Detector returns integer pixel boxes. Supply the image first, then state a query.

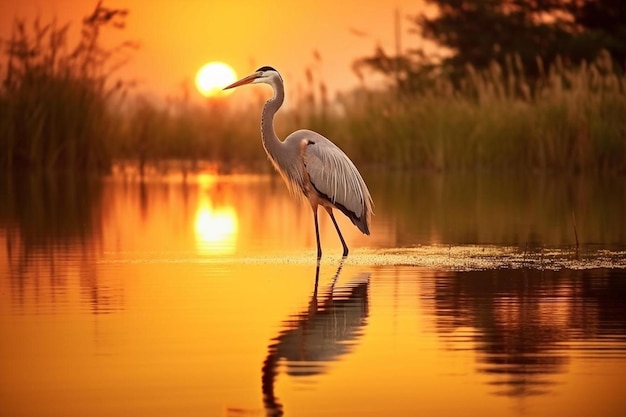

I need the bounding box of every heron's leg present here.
[308,261,320,315]
[313,208,322,259]
[325,207,349,257]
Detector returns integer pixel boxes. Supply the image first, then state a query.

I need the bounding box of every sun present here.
[195,62,237,97]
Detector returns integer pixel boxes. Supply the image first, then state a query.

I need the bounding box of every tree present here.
[417,0,576,76]
[568,0,626,66]
[356,0,625,90]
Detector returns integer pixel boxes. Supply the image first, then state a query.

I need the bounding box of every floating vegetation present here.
[96,245,626,271]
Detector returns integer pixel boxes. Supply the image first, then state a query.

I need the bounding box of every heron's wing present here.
[295,130,373,234]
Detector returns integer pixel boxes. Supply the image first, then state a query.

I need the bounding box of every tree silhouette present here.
[357,0,625,90]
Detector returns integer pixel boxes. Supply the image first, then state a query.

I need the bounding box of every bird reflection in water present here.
[261,261,370,416]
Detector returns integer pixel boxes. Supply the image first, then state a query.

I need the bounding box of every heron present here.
[224,66,373,259]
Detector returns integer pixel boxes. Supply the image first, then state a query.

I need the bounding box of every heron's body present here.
[265,128,371,235]
[225,66,373,258]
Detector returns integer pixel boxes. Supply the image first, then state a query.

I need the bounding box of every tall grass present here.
[113,93,269,175]
[1,6,624,174]
[331,51,626,173]
[135,51,623,174]
[0,2,132,173]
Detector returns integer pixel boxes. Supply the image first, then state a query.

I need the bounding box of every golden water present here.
[1,172,625,416]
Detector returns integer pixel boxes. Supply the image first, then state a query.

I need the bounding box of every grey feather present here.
[291,130,373,234]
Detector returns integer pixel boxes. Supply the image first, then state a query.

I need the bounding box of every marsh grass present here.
[115,95,269,175]
[0,3,132,173]
[332,52,626,173]
[1,7,624,174]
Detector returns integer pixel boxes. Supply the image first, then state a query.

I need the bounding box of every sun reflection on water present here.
[194,199,238,255]
[194,173,238,255]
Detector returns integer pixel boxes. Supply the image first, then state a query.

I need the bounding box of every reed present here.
[112,53,625,174]
[113,94,268,175]
[2,7,624,174]
[0,3,132,173]
[331,52,626,173]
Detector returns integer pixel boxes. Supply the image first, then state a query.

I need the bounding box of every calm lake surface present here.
[1,170,625,417]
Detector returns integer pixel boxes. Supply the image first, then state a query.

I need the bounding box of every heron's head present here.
[223,66,282,90]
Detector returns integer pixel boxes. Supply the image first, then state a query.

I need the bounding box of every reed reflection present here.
[0,174,120,314]
[369,172,626,247]
[262,262,370,416]
[429,268,626,397]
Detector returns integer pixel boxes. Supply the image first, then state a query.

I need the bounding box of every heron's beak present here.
[223,72,260,90]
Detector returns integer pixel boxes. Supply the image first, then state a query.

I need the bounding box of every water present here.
[1,171,625,417]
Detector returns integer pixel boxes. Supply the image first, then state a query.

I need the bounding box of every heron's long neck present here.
[260,81,285,161]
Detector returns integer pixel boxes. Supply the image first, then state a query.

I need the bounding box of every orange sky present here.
[1,0,427,102]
